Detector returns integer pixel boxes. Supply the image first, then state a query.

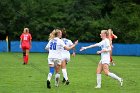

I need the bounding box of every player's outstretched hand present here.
[80,47,86,51]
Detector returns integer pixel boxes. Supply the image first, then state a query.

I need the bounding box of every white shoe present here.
[95,85,101,88]
[119,78,123,86]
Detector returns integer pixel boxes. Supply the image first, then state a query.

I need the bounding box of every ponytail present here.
[48,29,61,40]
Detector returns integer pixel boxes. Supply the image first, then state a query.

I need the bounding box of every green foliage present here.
[0,0,140,43]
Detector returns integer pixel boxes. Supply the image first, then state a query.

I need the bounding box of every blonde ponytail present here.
[48,29,61,40]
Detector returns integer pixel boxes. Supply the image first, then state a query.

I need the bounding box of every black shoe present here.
[23,63,26,65]
[62,77,66,83]
[65,80,70,85]
[47,80,51,89]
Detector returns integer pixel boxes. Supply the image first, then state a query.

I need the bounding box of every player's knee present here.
[49,67,54,75]
[103,69,109,75]
[61,63,66,69]
[96,69,101,74]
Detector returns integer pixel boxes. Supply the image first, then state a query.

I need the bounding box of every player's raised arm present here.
[64,40,78,51]
[112,33,118,39]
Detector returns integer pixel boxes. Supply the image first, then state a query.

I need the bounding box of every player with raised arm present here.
[61,29,76,85]
[108,29,118,66]
[80,30,123,88]
[20,28,32,65]
[45,29,78,89]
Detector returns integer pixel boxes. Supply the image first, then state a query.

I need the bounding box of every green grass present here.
[0,53,140,93]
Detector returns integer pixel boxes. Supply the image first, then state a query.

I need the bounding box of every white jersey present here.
[96,38,111,64]
[61,38,73,62]
[62,38,73,54]
[45,37,66,59]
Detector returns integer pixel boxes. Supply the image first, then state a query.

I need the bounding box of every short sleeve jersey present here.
[96,38,111,61]
[45,37,66,59]
[61,38,73,54]
[20,33,32,46]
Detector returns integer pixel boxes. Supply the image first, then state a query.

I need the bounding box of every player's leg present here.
[25,49,29,64]
[22,46,26,64]
[103,64,123,86]
[110,48,115,66]
[95,62,102,88]
[54,60,61,87]
[61,59,69,85]
[22,49,26,64]
[55,65,60,87]
[61,60,67,82]
[47,59,55,89]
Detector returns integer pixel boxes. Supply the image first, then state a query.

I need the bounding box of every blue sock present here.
[50,67,54,75]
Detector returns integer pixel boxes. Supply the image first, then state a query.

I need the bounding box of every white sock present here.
[47,73,52,81]
[55,73,60,86]
[108,72,121,81]
[62,69,68,80]
[97,74,101,86]
[55,73,60,79]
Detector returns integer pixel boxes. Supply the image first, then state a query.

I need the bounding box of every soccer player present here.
[45,29,78,89]
[80,30,123,88]
[20,28,32,64]
[108,29,118,66]
[61,29,76,85]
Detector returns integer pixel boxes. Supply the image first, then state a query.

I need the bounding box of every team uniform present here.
[96,38,111,64]
[61,38,73,63]
[95,38,123,88]
[80,32,123,88]
[61,38,73,84]
[46,37,67,88]
[45,37,66,65]
[20,33,32,50]
[20,33,32,64]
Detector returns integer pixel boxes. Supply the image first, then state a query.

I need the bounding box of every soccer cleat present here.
[47,80,51,89]
[120,78,123,86]
[65,80,70,85]
[62,77,66,83]
[55,77,59,87]
[95,85,101,88]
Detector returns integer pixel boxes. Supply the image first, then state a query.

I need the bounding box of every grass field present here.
[0,53,140,93]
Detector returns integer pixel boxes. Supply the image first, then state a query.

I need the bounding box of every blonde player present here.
[80,30,123,88]
[20,28,32,64]
[108,29,117,66]
[61,29,75,85]
[45,29,78,89]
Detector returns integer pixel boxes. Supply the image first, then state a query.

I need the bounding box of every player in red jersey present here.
[20,28,32,64]
[108,29,117,66]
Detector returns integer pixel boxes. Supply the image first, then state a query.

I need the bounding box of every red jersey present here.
[20,33,32,49]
